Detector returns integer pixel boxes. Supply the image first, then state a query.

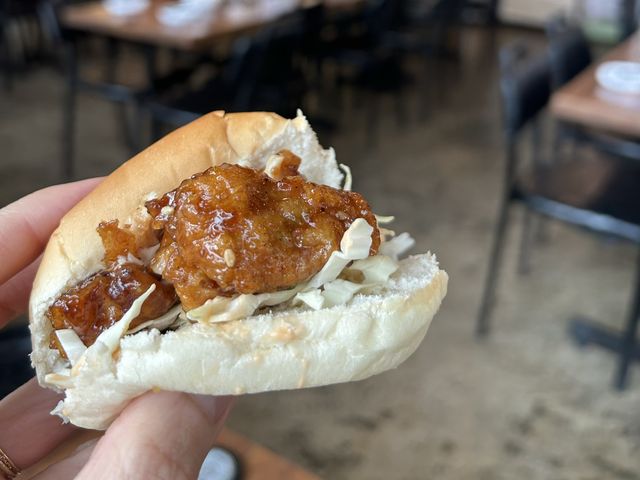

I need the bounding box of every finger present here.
[76,392,234,480]
[33,438,99,480]
[0,178,102,285]
[0,255,40,327]
[0,378,78,471]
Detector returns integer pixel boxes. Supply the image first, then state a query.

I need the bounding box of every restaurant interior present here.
[1,0,639,479]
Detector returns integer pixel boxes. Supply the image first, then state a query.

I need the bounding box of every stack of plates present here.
[103,0,150,17]
[156,0,223,27]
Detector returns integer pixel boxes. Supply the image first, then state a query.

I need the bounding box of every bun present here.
[29,111,447,430]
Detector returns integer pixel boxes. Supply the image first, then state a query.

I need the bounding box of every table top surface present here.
[61,0,361,51]
[21,428,320,480]
[550,31,640,138]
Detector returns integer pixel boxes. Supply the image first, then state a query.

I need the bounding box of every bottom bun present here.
[51,254,447,429]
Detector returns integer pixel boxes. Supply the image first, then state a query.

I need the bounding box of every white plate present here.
[103,0,149,17]
[595,61,640,95]
[156,0,222,27]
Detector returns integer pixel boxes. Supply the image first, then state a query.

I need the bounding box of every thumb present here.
[75,391,234,480]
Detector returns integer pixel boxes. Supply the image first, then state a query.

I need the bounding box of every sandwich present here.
[29,111,448,429]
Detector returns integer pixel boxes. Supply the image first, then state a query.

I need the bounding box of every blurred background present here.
[1,0,640,478]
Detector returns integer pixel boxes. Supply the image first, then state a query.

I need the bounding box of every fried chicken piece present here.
[97,220,140,264]
[146,159,379,310]
[47,263,177,347]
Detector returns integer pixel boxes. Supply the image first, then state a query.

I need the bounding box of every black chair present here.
[546,16,640,161]
[143,15,306,139]
[388,0,466,58]
[546,16,591,89]
[38,0,146,179]
[0,0,42,90]
[462,0,500,25]
[313,0,412,143]
[38,0,198,180]
[476,42,640,389]
[619,0,637,40]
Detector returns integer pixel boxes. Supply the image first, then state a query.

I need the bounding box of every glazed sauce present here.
[146,159,379,310]
[47,262,176,348]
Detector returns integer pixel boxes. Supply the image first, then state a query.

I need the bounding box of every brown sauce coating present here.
[146,159,379,310]
[267,150,302,180]
[47,263,177,348]
[97,220,140,264]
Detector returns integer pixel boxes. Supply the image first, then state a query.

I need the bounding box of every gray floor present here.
[2,27,639,479]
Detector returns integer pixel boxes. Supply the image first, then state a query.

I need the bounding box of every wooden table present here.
[550,31,640,138]
[21,428,320,479]
[61,0,362,51]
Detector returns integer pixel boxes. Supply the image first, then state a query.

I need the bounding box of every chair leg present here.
[517,208,533,275]
[62,46,78,181]
[150,117,163,143]
[394,89,408,129]
[614,250,640,390]
[1,22,13,92]
[476,200,512,337]
[365,91,379,148]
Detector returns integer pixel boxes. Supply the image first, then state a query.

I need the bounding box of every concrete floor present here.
[1,27,639,479]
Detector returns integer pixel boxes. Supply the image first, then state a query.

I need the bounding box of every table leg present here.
[143,44,158,90]
[615,250,640,389]
[568,316,640,390]
[137,44,159,148]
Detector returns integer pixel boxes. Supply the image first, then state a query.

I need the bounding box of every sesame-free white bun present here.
[29,111,447,430]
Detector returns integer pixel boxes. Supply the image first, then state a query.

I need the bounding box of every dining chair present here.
[387,0,465,58]
[317,0,413,144]
[546,16,640,162]
[38,0,198,180]
[0,0,42,90]
[38,0,137,180]
[143,14,307,140]
[619,0,638,40]
[476,42,640,389]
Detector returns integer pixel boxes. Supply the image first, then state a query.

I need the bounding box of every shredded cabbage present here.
[294,289,325,310]
[340,164,352,191]
[128,304,184,334]
[296,256,399,312]
[348,255,398,283]
[186,287,302,324]
[322,279,363,308]
[55,329,87,366]
[305,218,373,290]
[379,232,415,260]
[375,215,395,224]
[92,284,156,353]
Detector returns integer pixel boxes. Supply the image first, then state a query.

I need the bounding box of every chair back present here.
[225,13,304,111]
[499,43,551,141]
[619,0,638,40]
[362,0,403,42]
[38,0,73,47]
[545,16,591,89]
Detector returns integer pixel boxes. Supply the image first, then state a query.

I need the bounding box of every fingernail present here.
[189,395,235,424]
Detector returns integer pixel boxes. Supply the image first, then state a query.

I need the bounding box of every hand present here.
[0,180,233,479]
